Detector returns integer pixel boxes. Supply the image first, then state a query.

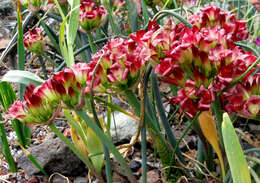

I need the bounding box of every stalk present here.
[87,33,96,53]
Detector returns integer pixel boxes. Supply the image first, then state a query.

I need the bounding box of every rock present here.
[73,177,88,183]
[248,124,260,135]
[129,160,141,172]
[173,129,197,151]
[50,174,70,183]
[138,170,161,183]
[0,1,14,17]
[109,112,139,143]
[16,133,87,177]
[111,96,128,110]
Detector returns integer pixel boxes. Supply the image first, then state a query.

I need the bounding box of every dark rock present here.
[174,130,197,151]
[0,1,14,17]
[248,124,260,135]
[73,177,88,183]
[129,160,141,172]
[16,133,87,177]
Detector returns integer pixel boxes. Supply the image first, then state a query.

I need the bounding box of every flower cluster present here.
[7,37,145,124]
[79,0,107,32]
[90,38,145,94]
[6,63,86,124]
[19,0,46,13]
[145,0,195,8]
[24,27,45,55]
[221,74,260,119]
[130,5,258,118]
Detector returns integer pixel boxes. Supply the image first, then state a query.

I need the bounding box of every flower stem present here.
[38,55,48,80]
[211,98,224,149]
[87,33,96,53]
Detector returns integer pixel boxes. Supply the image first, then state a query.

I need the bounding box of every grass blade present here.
[0,113,17,172]
[126,0,139,32]
[222,113,251,183]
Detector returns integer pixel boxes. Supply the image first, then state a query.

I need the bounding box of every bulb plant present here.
[0,0,260,183]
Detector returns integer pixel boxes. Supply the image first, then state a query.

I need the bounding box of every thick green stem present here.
[152,73,185,164]
[87,33,96,54]
[48,123,105,183]
[211,98,224,149]
[102,0,120,35]
[38,55,48,80]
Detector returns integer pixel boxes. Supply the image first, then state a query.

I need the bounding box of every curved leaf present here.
[1,70,44,86]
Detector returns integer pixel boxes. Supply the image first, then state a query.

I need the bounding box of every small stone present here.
[129,160,141,172]
[54,120,67,127]
[109,112,138,143]
[51,174,69,183]
[138,170,161,183]
[73,176,88,183]
[27,176,39,183]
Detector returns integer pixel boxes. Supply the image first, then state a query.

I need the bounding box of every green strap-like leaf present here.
[222,113,251,183]
[1,70,45,86]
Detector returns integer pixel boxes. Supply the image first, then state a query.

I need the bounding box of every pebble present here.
[129,160,141,172]
[50,174,69,183]
[73,176,88,183]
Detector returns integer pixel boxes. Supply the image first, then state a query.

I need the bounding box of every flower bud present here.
[24,27,45,55]
[79,0,107,32]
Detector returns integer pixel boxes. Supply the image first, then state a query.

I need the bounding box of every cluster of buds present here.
[24,27,45,55]
[188,5,249,41]
[130,5,258,118]
[79,0,107,32]
[5,84,58,125]
[19,0,46,13]
[6,62,88,124]
[221,74,260,119]
[6,37,145,123]
[90,38,145,94]
[144,0,195,8]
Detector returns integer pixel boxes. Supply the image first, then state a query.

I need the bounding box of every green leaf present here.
[75,109,136,183]
[126,0,138,32]
[0,113,17,172]
[64,110,104,174]
[66,0,80,67]
[59,15,70,67]
[222,113,251,183]
[1,70,45,86]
